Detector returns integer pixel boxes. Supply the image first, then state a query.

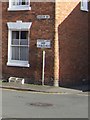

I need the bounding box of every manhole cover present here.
[27,102,53,107]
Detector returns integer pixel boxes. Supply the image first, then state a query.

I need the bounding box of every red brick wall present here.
[57,2,88,86]
[2,2,55,85]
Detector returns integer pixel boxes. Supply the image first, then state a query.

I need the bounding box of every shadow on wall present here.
[58,3,88,88]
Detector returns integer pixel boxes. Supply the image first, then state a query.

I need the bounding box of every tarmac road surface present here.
[2,89,88,118]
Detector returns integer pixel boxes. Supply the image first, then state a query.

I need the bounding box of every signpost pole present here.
[42,50,45,86]
[37,39,51,86]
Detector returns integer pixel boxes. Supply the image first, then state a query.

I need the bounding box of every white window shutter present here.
[81,0,88,11]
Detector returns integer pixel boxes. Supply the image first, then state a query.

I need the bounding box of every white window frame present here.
[8,0,31,11]
[7,21,32,67]
[81,0,88,11]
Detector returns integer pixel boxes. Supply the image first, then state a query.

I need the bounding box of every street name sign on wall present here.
[37,39,51,48]
[37,15,50,20]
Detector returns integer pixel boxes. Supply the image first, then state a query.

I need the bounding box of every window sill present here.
[8,6,31,11]
[80,8,88,12]
[7,62,30,67]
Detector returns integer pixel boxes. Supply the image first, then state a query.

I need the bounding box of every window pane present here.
[12,39,19,45]
[20,39,28,45]
[13,0,18,5]
[21,31,28,39]
[12,31,19,39]
[12,46,19,60]
[22,0,26,5]
[12,31,19,45]
[19,0,22,5]
[20,31,28,45]
[20,47,28,61]
[12,0,16,5]
[12,0,29,6]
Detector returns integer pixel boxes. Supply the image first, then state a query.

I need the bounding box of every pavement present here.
[0,82,89,95]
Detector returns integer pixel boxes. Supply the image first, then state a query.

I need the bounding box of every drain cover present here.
[27,102,53,107]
